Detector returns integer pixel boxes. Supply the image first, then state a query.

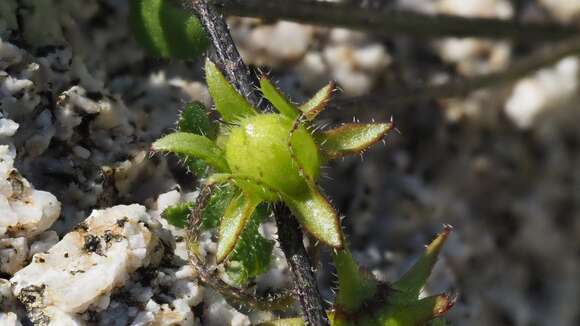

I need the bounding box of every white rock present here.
[0,39,22,70]
[204,289,250,326]
[249,21,313,65]
[0,145,61,239]
[0,237,28,275]
[0,312,21,326]
[156,190,181,212]
[539,0,580,22]
[434,0,513,76]
[0,118,19,137]
[323,39,391,96]
[28,231,59,257]
[505,57,579,129]
[0,278,18,311]
[11,204,164,317]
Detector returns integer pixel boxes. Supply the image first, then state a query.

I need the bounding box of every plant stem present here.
[212,0,578,41]
[187,1,329,324]
[336,35,580,110]
[274,204,330,326]
[187,0,261,108]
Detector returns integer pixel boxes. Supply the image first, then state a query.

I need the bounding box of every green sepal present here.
[285,184,343,248]
[392,226,452,303]
[334,249,378,313]
[299,82,334,120]
[226,204,274,284]
[152,132,229,172]
[376,294,454,326]
[259,77,300,119]
[205,173,281,202]
[129,0,209,59]
[205,59,257,122]
[216,191,263,262]
[317,122,394,160]
[161,202,193,228]
[178,101,217,139]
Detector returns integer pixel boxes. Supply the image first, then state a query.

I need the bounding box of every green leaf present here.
[299,82,334,120]
[129,0,209,59]
[216,192,263,262]
[176,102,217,176]
[226,204,274,284]
[161,202,193,228]
[317,122,394,160]
[392,226,452,302]
[376,294,454,326]
[205,59,257,122]
[284,184,343,248]
[152,132,229,172]
[178,102,216,138]
[334,249,378,313]
[201,185,236,230]
[259,77,300,119]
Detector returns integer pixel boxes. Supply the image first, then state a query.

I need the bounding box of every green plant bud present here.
[225,114,321,200]
[129,0,209,59]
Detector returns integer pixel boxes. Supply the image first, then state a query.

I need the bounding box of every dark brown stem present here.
[275,205,329,326]
[212,0,578,41]
[187,0,261,108]
[186,1,329,324]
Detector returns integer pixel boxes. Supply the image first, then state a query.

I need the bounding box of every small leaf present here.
[201,185,236,230]
[285,184,343,248]
[178,102,216,138]
[392,226,452,302]
[260,77,300,119]
[153,132,229,172]
[177,102,217,176]
[216,192,263,262]
[183,157,210,177]
[377,294,455,325]
[334,249,378,313]
[161,202,192,228]
[226,204,274,284]
[317,122,394,160]
[129,0,209,59]
[205,59,257,122]
[299,82,334,120]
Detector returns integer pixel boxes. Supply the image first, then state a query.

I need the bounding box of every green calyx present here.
[225,113,320,200]
[153,59,396,268]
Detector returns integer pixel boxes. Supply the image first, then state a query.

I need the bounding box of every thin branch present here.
[274,205,329,326]
[336,35,580,110]
[186,1,329,325]
[186,0,261,107]
[213,0,578,41]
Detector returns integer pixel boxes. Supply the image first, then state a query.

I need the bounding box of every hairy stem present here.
[186,1,329,324]
[336,35,580,109]
[187,0,261,107]
[274,204,329,326]
[212,0,578,41]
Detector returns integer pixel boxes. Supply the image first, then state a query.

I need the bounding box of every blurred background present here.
[2,0,580,325]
